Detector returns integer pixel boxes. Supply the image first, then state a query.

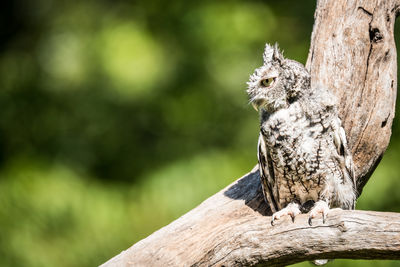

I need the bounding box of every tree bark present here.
[306,0,400,195]
[101,169,400,267]
[101,0,400,266]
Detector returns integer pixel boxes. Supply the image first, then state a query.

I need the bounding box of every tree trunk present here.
[306,0,399,195]
[101,0,400,266]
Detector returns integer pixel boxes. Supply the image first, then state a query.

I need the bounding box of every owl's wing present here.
[333,120,356,209]
[257,133,279,213]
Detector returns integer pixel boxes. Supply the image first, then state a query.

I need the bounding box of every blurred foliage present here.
[0,0,399,266]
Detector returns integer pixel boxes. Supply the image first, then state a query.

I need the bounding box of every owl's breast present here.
[261,104,330,206]
[262,104,310,152]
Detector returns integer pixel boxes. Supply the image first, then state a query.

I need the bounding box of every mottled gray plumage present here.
[247,44,356,226]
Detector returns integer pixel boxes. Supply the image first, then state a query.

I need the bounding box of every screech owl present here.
[247,43,356,226]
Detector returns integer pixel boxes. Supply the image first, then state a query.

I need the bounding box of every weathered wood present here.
[101,0,400,266]
[306,0,400,195]
[101,169,400,267]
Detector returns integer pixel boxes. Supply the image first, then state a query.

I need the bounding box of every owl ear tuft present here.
[263,43,274,64]
[273,43,284,62]
[263,43,284,65]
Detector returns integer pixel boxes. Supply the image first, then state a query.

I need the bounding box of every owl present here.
[247,43,356,226]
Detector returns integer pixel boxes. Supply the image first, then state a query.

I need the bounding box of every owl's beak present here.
[251,98,267,112]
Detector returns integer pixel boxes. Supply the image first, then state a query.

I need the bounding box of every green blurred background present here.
[0,0,399,266]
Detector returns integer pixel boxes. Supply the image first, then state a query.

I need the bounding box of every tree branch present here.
[101,0,400,265]
[101,168,400,267]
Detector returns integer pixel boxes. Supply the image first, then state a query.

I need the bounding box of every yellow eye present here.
[261,78,275,87]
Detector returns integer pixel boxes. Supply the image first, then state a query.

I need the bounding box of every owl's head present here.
[247,43,310,113]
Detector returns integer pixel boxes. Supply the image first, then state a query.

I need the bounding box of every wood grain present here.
[101,169,400,267]
[306,0,400,195]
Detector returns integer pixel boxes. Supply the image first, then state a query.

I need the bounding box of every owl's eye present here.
[261,78,275,87]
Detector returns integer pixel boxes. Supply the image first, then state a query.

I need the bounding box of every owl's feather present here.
[248,44,356,215]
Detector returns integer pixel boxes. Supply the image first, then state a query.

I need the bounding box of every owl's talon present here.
[290,213,296,223]
[308,217,313,226]
[270,203,300,226]
[308,200,330,226]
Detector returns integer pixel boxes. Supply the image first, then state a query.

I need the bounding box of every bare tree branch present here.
[101,169,400,267]
[101,0,400,265]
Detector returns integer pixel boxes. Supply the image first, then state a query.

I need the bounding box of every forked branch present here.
[101,0,400,265]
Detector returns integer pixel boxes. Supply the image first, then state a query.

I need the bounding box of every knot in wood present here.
[369,27,383,43]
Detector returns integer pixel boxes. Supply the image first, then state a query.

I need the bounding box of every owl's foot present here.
[308,200,330,226]
[271,203,300,226]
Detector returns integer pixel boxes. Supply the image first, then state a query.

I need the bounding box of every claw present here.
[271,203,300,226]
[290,213,296,223]
[308,200,330,226]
